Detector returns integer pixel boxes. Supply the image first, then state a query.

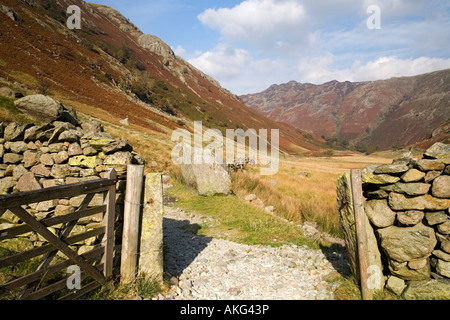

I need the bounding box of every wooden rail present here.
[0,168,117,300]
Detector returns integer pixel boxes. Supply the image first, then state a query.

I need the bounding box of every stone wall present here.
[0,118,144,261]
[360,142,450,298]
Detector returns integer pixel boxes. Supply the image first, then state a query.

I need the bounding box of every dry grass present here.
[232,154,393,238]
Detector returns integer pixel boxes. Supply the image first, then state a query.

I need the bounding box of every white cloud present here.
[188,43,286,94]
[198,0,309,49]
[172,45,186,57]
[189,44,253,79]
[297,55,450,84]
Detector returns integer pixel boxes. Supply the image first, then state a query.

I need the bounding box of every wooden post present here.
[120,165,144,284]
[138,173,164,284]
[351,169,373,300]
[102,168,117,280]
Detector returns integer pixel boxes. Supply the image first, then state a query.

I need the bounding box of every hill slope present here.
[240,70,450,151]
[0,0,321,157]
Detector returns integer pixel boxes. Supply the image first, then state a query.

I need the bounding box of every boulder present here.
[50,164,71,179]
[0,176,14,194]
[389,260,431,280]
[385,276,407,296]
[103,151,133,174]
[16,172,42,192]
[424,170,441,183]
[432,175,450,199]
[417,159,445,171]
[81,121,103,134]
[381,182,430,196]
[403,279,450,300]
[180,160,231,196]
[388,192,450,211]
[364,199,396,228]
[362,173,400,185]
[437,233,450,254]
[58,129,82,143]
[401,169,426,182]
[424,142,450,164]
[396,211,424,226]
[437,221,450,235]
[376,223,437,263]
[102,139,132,154]
[374,164,409,174]
[68,142,83,156]
[68,155,97,169]
[425,211,448,226]
[3,153,23,164]
[5,141,28,154]
[14,94,64,122]
[4,122,30,141]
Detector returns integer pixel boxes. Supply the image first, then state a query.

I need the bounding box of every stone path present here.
[158,206,350,300]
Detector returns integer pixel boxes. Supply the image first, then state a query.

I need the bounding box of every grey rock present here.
[16,172,41,192]
[58,129,82,143]
[436,259,450,279]
[432,175,450,199]
[376,223,437,263]
[6,141,28,154]
[401,169,426,182]
[386,276,407,295]
[381,182,430,196]
[396,211,424,226]
[403,279,450,300]
[0,177,14,194]
[4,122,30,141]
[374,164,409,174]
[180,160,232,196]
[14,94,64,122]
[364,199,396,228]
[3,153,23,164]
[102,139,132,154]
[425,211,448,226]
[417,159,445,171]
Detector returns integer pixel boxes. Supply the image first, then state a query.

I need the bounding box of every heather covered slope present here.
[0,0,321,155]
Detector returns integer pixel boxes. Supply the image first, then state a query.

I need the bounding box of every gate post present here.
[138,173,164,284]
[120,165,144,283]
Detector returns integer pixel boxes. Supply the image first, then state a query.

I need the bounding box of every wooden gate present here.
[0,168,117,300]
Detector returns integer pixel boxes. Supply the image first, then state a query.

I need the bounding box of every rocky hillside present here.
[0,0,321,157]
[240,69,450,151]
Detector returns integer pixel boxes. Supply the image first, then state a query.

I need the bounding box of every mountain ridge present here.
[240,69,450,151]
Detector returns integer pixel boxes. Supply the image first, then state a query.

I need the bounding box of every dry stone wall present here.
[0,117,145,260]
[360,142,450,298]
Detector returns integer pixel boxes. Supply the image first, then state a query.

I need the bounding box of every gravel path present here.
[159,206,350,300]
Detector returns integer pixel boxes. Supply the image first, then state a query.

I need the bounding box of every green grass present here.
[80,276,162,300]
[167,181,321,249]
[0,95,34,124]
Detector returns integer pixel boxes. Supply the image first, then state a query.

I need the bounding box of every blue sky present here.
[92,0,450,95]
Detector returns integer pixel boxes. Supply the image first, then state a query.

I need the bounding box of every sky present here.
[92,0,450,95]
